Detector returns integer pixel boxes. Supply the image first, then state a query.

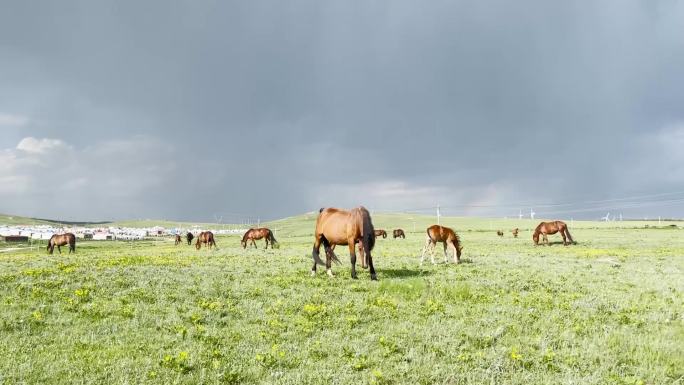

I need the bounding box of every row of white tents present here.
[1,225,249,241]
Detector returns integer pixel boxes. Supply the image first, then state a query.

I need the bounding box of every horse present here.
[393,229,405,239]
[47,233,76,255]
[512,228,519,238]
[497,230,504,237]
[186,232,194,246]
[241,228,278,249]
[420,225,462,265]
[374,229,387,239]
[533,221,574,246]
[195,231,217,250]
[175,234,182,245]
[311,207,377,280]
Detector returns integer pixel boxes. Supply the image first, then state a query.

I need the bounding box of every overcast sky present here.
[1,1,683,222]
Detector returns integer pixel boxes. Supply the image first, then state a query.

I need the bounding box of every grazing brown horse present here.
[47,233,76,255]
[497,230,504,237]
[186,232,194,246]
[195,231,217,250]
[512,228,519,238]
[533,221,574,246]
[393,229,405,239]
[175,234,182,245]
[311,207,377,280]
[374,229,387,239]
[241,228,278,249]
[421,225,462,265]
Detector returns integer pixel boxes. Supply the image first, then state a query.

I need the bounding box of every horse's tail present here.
[320,236,341,264]
[356,207,375,252]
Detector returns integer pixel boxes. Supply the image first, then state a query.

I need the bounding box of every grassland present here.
[0,214,682,384]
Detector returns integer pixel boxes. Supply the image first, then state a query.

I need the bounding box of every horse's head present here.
[532,233,540,245]
[241,239,247,248]
[456,244,463,259]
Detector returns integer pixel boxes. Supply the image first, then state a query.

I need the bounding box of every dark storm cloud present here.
[1,1,683,221]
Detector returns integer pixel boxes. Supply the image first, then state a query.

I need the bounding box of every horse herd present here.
[44,207,575,282]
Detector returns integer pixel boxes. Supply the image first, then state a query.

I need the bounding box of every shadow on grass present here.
[380,268,433,278]
[538,241,579,246]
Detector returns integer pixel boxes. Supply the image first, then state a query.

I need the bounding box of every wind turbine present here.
[602,212,610,222]
[530,208,535,220]
[518,209,523,220]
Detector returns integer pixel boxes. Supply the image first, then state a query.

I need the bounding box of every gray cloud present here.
[1,1,683,221]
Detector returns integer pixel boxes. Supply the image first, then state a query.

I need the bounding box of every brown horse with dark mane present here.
[374,229,387,239]
[175,234,182,245]
[186,232,194,245]
[512,228,519,238]
[393,229,405,239]
[421,225,462,265]
[533,221,574,245]
[195,231,217,250]
[47,233,76,255]
[241,228,278,249]
[311,207,377,280]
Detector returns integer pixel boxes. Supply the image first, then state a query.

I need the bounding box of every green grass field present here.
[1,214,683,384]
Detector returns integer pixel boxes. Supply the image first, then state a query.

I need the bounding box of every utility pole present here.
[436,205,441,225]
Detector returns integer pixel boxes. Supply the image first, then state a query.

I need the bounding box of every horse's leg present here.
[57,245,62,254]
[560,230,568,246]
[420,236,431,265]
[311,235,323,276]
[442,242,449,264]
[348,242,358,279]
[430,241,437,265]
[365,241,377,281]
[323,243,334,277]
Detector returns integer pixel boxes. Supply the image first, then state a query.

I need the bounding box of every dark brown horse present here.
[512,228,519,238]
[186,232,194,245]
[175,234,182,245]
[195,231,217,250]
[47,233,76,255]
[533,221,574,245]
[497,230,504,237]
[374,229,387,239]
[241,228,278,249]
[421,225,462,265]
[311,207,377,280]
[393,229,405,239]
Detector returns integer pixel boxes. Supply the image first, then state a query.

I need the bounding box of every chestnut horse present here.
[241,228,278,249]
[175,234,182,245]
[311,207,377,280]
[533,221,574,245]
[186,232,194,246]
[47,233,76,255]
[374,229,387,239]
[420,225,462,265]
[393,229,405,239]
[512,228,519,238]
[497,230,504,237]
[195,231,217,250]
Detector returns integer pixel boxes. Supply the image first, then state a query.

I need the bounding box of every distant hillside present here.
[1,211,680,232]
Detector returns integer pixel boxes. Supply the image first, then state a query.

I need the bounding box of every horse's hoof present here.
[371,274,377,281]
[326,270,334,278]
[351,274,358,279]
[310,270,316,277]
